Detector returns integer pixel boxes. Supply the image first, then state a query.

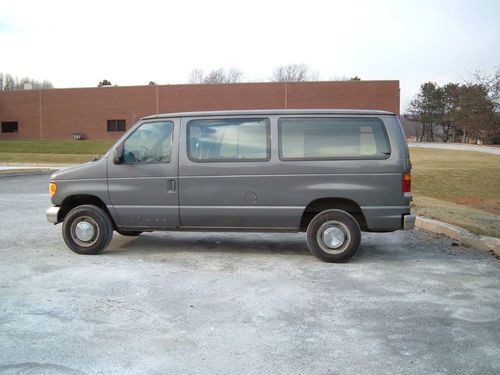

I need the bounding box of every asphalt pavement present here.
[1,173,499,374]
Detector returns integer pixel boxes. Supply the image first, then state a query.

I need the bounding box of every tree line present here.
[406,67,499,144]
[0,73,53,90]
[96,64,358,87]
[2,64,352,91]
[187,64,323,84]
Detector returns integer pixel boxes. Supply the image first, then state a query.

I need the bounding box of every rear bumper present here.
[361,206,414,231]
[46,206,60,224]
[403,213,416,230]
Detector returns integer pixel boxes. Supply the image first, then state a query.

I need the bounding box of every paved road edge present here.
[0,168,57,177]
[416,216,500,257]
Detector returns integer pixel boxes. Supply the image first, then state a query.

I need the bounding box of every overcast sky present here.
[1,0,499,110]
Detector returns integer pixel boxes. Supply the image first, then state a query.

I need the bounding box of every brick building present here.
[0,80,399,140]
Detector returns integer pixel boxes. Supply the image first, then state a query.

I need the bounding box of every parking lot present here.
[1,173,499,374]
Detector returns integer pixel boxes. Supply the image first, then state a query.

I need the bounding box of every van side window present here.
[188,118,270,162]
[279,117,391,160]
[123,121,173,163]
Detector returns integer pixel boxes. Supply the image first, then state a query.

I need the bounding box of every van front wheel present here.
[62,205,114,255]
[306,209,361,263]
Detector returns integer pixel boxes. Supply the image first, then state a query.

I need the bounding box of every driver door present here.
[107,119,180,229]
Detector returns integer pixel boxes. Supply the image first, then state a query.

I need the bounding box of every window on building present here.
[279,117,391,160]
[1,121,19,133]
[187,118,270,162]
[107,119,126,132]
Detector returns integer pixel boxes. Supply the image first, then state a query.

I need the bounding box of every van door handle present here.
[167,179,176,193]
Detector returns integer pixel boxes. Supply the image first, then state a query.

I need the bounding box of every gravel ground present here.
[1,174,499,375]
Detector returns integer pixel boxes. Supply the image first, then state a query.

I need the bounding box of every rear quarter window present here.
[279,117,391,160]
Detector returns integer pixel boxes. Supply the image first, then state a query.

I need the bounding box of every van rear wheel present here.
[306,209,361,263]
[62,205,113,255]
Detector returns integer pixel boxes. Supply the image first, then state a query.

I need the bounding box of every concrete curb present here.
[0,162,76,168]
[416,216,500,257]
[0,169,57,177]
[0,164,72,176]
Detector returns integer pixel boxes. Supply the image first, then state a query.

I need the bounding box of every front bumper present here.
[403,213,416,230]
[46,206,60,224]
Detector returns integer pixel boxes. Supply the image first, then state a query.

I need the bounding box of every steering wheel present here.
[124,151,137,163]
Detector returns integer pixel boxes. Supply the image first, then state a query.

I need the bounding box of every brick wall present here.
[0,90,41,139]
[0,81,399,140]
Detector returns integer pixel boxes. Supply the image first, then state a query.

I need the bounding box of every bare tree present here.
[226,68,244,83]
[271,63,317,82]
[4,74,17,90]
[0,73,53,90]
[204,69,228,84]
[188,68,243,84]
[40,80,53,89]
[188,69,205,84]
[400,115,421,140]
[472,66,500,111]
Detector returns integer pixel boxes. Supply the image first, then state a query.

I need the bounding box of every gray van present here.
[46,109,415,262]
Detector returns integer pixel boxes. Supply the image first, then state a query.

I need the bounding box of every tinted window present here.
[188,118,269,162]
[123,121,173,163]
[279,117,390,160]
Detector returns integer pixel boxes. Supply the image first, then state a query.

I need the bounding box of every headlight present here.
[50,182,57,198]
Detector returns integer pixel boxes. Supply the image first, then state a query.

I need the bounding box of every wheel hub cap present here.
[322,226,346,249]
[75,221,95,242]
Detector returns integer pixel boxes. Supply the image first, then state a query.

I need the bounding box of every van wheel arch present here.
[58,195,116,229]
[300,198,366,231]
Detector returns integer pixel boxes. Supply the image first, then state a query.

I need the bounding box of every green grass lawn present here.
[410,148,500,237]
[0,139,115,154]
[0,140,115,163]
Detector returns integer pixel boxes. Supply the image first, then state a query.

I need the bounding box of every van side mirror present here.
[113,145,124,164]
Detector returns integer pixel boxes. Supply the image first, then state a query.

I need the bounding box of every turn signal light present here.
[403,173,412,194]
[50,182,57,198]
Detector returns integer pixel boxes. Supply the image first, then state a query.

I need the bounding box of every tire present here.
[306,209,361,263]
[62,205,114,255]
[116,230,142,236]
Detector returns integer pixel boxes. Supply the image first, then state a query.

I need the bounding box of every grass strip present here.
[0,140,115,155]
[413,196,500,238]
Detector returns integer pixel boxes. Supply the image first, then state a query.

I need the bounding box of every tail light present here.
[403,173,411,196]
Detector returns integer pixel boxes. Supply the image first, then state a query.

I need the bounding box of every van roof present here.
[142,109,396,120]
